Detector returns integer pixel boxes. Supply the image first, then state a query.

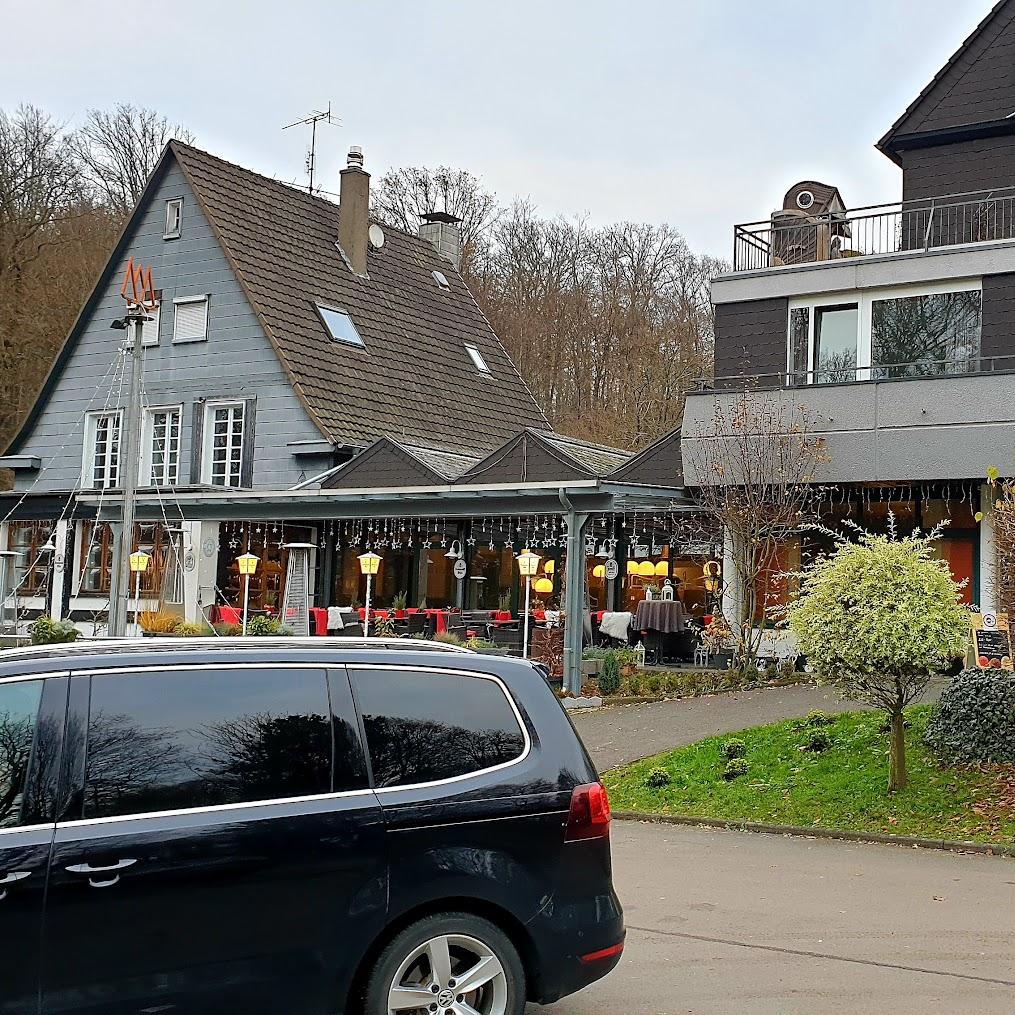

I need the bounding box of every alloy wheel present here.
[386,932,509,1015]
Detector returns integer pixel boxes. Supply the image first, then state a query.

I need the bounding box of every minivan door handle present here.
[0,871,31,900]
[66,859,138,888]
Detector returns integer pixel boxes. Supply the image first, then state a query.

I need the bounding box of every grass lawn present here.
[604,706,1015,847]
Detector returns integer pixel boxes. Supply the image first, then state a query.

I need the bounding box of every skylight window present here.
[316,304,364,347]
[465,343,491,374]
[432,270,451,290]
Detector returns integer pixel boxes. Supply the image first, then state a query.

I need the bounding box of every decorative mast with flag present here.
[107,257,159,638]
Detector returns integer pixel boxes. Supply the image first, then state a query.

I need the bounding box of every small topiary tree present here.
[788,530,968,792]
[598,652,621,696]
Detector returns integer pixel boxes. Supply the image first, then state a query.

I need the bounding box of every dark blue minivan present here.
[0,639,623,1014]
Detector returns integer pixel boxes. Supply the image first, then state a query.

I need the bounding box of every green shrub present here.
[614,647,640,669]
[720,737,747,759]
[435,631,465,646]
[805,710,836,727]
[598,652,621,695]
[643,767,672,788]
[213,622,243,637]
[644,675,662,695]
[174,621,214,637]
[29,617,79,645]
[624,674,643,696]
[924,668,1015,764]
[763,661,779,681]
[245,615,292,637]
[801,729,833,753]
[722,757,749,781]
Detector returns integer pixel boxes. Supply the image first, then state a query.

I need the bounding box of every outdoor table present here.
[634,599,686,633]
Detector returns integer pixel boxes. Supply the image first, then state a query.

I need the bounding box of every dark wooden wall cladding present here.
[713,297,789,388]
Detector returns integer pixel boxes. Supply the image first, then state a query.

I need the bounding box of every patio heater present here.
[128,550,151,638]
[358,551,382,637]
[236,553,260,635]
[0,550,21,640]
[516,549,541,659]
[281,543,316,637]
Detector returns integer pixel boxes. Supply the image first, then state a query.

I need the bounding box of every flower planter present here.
[581,659,604,676]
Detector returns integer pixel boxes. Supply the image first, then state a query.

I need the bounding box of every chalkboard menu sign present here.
[971,613,1014,672]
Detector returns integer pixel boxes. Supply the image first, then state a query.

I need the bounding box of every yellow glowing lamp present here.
[654,560,669,577]
[533,577,554,594]
[543,559,555,574]
[516,549,541,577]
[236,552,259,577]
[592,564,606,579]
[626,560,639,576]
[637,560,656,578]
[129,550,152,574]
[357,551,382,576]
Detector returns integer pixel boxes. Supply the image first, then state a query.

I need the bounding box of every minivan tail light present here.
[565,782,611,842]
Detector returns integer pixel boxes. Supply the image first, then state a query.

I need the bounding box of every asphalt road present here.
[528,821,1015,1015]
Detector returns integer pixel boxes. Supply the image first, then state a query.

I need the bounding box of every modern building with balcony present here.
[683,0,1015,619]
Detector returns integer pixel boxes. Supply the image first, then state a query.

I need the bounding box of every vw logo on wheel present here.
[437,988,455,1007]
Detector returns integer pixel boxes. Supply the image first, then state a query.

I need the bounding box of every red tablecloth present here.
[213,605,242,625]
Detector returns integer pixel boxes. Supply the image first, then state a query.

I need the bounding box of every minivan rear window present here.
[83,668,336,819]
[0,680,44,828]
[351,669,526,788]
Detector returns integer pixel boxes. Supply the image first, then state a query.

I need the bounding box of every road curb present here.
[613,810,1015,857]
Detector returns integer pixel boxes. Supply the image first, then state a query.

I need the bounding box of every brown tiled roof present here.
[171,142,549,454]
[540,432,631,476]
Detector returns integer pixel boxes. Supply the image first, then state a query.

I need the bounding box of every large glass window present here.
[142,407,181,486]
[352,669,525,788]
[85,411,121,489]
[6,522,54,597]
[204,402,246,487]
[789,307,810,384]
[83,668,337,819]
[814,304,858,383]
[871,290,981,378]
[78,523,175,597]
[0,680,44,828]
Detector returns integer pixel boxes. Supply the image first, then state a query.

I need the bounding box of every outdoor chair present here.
[402,612,430,637]
[490,625,523,655]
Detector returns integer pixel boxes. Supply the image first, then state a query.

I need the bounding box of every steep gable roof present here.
[878,0,1015,162]
[170,143,548,454]
[608,427,683,487]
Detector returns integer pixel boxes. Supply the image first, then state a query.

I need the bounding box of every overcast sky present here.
[1,0,992,257]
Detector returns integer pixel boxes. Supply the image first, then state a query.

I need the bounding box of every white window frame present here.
[82,410,123,489]
[125,300,161,348]
[465,343,491,374]
[787,277,982,384]
[140,405,183,487]
[173,295,210,344]
[202,400,246,488]
[164,198,183,239]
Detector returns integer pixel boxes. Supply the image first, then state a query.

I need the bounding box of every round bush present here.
[722,757,749,781]
[643,767,671,788]
[801,729,832,753]
[29,617,79,645]
[720,737,747,759]
[924,668,1015,764]
[804,710,835,727]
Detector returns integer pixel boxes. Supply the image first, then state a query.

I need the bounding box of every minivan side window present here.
[351,669,526,788]
[0,680,45,828]
[82,668,338,820]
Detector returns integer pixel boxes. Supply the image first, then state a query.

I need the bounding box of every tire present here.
[364,911,526,1015]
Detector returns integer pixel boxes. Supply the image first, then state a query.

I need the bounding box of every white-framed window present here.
[141,406,182,486]
[164,198,183,239]
[315,304,364,346]
[203,401,246,487]
[787,278,983,385]
[465,343,491,374]
[83,411,122,489]
[173,296,209,344]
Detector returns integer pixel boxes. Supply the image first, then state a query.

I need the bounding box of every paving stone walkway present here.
[572,680,944,772]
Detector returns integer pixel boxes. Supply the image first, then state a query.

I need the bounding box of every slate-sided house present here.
[0,140,692,665]
[682,0,1015,622]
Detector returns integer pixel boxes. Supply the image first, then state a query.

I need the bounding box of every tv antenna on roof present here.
[283,104,340,195]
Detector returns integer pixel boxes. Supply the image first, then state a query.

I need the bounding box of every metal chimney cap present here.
[421,210,463,225]
[346,145,364,169]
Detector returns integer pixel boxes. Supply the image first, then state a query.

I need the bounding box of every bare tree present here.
[70,103,195,218]
[371,165,500,272]
[684,388,829,667]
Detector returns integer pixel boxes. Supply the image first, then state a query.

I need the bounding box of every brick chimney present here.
[419,211,463,270]
[338,146,370,275]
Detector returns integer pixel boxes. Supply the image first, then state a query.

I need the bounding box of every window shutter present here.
[191,401,205,484]
[174,298,209,343]
[240,397,257,487]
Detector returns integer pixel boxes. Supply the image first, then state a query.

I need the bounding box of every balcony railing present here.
[694,353,1015,392]
[733,187,1015,273]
